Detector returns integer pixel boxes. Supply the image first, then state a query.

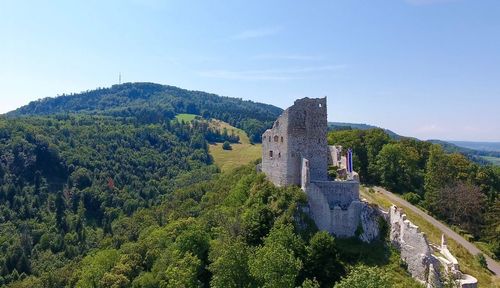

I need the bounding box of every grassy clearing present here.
[174,113,198,122]
[360,187,499,287]
[208,119,250,144]
[207,119,262,172]
[209,142,261,172]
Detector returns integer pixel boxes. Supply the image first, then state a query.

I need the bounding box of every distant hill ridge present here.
[329,122,500,166]
[328,122,402,139]
[6,83,498,165]
[448,141,500,152]
[7,82,283,143]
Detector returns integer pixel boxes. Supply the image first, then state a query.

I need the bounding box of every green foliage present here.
[300,278,321,288]
[402,192,422,206]
[335,265,391,288]
[375,143,420,193]
[10,83,282,143]
[0,114,218,285]
[208,238,254,288]
[75,249,120,288]
[304,231,344,287]
[329,128,499,257]
[475,253,487,268]
[222,141,232,150]
[248,241,302,288]
[163,252,202,288]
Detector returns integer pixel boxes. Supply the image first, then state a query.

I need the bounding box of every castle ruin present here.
[261,97,380,241]
[260,97,478,287]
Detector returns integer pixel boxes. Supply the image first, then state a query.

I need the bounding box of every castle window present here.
[318,138,321,144]
[263,136,266,140]
[280,136,283,143]
[278,152,281,158]
[269,137,271,142]
[274,135,279,142]
[269,150,273,158]
[319,103,322,107]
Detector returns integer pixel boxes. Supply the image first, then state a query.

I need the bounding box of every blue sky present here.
[1,0,499,141]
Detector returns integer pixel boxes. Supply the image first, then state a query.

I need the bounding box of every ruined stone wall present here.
[262,96,380,243]
[261,109,292,186]
[389,206,436,283]
[328,145,343,167]
[309,180,359,208]
[302,161,379,242]
[388,206,477,288]
[287,97,328,181]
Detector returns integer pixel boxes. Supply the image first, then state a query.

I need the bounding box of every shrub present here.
[222,141,232,150]
[335,265,390,288]
[402,192,422,206]
[475,253,487,268]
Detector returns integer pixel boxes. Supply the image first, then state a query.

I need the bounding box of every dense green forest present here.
[328,129,500,258]
[1,83,497,287]
[1,158,418,287]
[8,83,282,144]
[0,114,412,288]
[0,113,222,285]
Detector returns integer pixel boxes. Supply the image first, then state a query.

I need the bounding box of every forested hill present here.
[7,82,283,143]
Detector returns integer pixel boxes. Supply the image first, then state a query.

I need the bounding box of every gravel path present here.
[373,186,500,277]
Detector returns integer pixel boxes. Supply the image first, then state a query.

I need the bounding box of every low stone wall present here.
[388,206,477,288]
[389,206,439,284]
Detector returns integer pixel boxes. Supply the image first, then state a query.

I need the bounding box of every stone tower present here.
[261,97,328,186]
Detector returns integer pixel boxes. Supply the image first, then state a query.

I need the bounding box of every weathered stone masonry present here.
[262,97,328,186]
[261,97,380,242]
[261,97,477,287]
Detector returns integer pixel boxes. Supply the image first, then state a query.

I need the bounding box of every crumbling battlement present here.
[389,206,477,288]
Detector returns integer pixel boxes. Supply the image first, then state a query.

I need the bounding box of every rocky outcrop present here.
[359,203,382,242]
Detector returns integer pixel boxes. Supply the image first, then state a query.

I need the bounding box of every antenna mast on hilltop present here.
[119,72,122,85]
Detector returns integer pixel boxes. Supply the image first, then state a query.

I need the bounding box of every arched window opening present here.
[274,135,279,142]
[319,103,322,107]
[269,150,273,158]
[278,152,281,158]
[280,136,284,143]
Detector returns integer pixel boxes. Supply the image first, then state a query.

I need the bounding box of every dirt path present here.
[373,186,500,277]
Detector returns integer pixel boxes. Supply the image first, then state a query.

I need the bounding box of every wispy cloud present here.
[405,0,457,6]
[198,65,346,81]
[231,26,283,40]
[252,53,324,61]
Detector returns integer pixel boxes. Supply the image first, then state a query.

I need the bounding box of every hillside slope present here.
[7,82,283,143]
[207,119,262,172]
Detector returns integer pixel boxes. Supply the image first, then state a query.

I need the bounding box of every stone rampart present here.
[388,206,477,288]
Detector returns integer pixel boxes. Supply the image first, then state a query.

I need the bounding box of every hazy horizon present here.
[1,0,499,141]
